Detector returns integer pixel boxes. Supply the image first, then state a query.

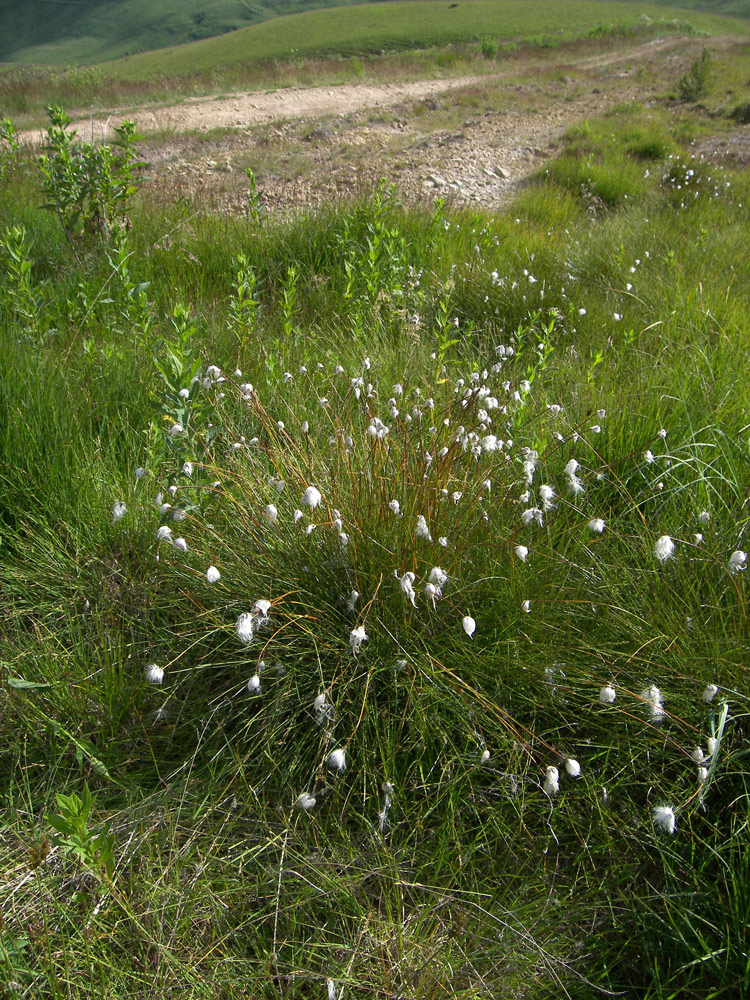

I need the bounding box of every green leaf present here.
[48,814,74,836]
[7,677,52,690]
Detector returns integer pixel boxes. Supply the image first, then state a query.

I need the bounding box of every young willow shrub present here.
[38,105,145,252]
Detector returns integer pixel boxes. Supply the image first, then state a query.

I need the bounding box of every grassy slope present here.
[2,0,749,69]
[101,0,749,81]
[0,0,359,66]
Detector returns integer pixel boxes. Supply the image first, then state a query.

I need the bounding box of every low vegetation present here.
[1,11,749,1000]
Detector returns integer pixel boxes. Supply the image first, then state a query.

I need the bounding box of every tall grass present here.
[1,99,749,999]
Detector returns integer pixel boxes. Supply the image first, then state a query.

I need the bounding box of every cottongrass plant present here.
[101,300,748,995]
[128,318,749,846]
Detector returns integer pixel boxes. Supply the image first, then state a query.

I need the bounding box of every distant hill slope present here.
[101,0,750,82]
[0,0,360,65]
[1,0,748,66]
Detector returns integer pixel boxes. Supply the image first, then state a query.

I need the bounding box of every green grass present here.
[0,0,357,66]
[1,85,750,998]
[99,0,750,80]
[2,0,749,69]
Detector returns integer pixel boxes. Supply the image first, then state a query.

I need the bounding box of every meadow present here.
[0,0,356,67]
[1,14,750,1000]
[2,0,749,69]
[98,0,749,81]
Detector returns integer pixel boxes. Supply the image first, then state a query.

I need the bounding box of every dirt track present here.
[28,75,494,145]
[23,35,736,214]
[23,34,692,144]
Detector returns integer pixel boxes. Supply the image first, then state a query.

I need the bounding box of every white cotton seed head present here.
[698,766,709,783]
[145,663,164,685]
[416,515,432,542]
[388,499,401,516]
[236,613,254,645]
[587,518,605,534]
[522,507,544,527]
[599,685,617,704]
[728,550,747,574]
[400,572,417,607]
[480,749,491,764]
[707,737,718,756]
[264,504,278,524]
[302,485,322,509]
[568,475,585,496]
[247,674,261,695]
[539,484,556,508]
[641,684,664,720]
[328,748,347,772]
[521,599,531,613]
[514,545,529,563]
[112,501,127,522]
[462,616,476,637]
[349,625,368,656]
[691,747,705,764]
[173,536,188,552]
[565,758,581,778]
[206,565,221,583]
[544,766,560,795]
[156,525,172,541]
[253,599,271,620]
[296,792,316,811]
[655,535,675,564]
[135,466,146,479]
[702,683,718,703]
[428,566,448,590]
[652,805,676,834]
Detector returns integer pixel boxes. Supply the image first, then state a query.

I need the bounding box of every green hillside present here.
[0,0,360,66]
[102,0,750,81]
[1,0,748,68]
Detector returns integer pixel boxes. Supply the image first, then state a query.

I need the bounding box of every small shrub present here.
[480,36,499,59]
[0,117,21,180]
[38,105,145,252]
[678,47,712,103]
